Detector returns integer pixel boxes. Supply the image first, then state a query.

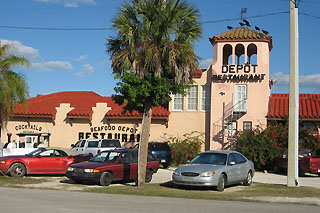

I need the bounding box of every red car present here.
[0,147,92,177]
[65,148,159,186]
[273,148,320,176]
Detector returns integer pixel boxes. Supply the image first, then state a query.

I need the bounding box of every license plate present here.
[161,160,166,163]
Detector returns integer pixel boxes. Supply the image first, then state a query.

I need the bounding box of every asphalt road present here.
[0,187,319,213]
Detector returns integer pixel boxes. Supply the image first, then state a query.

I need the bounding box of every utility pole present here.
[287,0,299,187]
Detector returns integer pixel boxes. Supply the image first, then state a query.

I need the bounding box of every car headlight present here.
[0,160,6,164]
[67,167,74,172]
[84,168,100,173]
[173,169,180,176]
[200,171,216,177]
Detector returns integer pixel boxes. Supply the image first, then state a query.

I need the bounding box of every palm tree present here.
[0,41,29,130]
[107,0,201,186]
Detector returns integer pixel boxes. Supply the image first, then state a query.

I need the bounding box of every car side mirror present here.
[71,144,75,148]
[229,161,236,166]
[186,160,190,164]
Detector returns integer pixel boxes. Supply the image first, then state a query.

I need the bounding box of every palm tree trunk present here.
[137,101,153,187]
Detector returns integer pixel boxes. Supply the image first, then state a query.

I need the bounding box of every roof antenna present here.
[240,8,247,21]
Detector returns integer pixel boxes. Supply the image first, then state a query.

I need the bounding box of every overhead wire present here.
[0,11,318,31]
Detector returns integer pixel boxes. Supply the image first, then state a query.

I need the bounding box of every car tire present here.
[99,171,113,186]
[273,164,280,174]
[9,163,27,177]
[162,163,170,169]
[216,173,226,192]
[145,170,153,183]
[243,171,253,186]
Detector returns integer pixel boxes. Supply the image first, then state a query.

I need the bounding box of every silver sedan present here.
[172,150,255,191]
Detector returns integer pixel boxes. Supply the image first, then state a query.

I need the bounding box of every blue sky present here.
[1,0,319,97]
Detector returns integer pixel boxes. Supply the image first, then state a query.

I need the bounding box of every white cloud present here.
[74,63,94,77]
[198,58,212,69]
[271,72,320,92]
[35,0,96,8]
[0,39,39,59]
[32,61,74,72]
[75,54,88,62]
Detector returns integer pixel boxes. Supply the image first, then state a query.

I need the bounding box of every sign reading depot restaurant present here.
[78,125,141,142]
[212,64,266,82]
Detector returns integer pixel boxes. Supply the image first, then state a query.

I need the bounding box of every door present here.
[115,152,134,181]
[71,140,86,154]
[25,136,37,148]
[235,85,247,112]
[226,153,242,184]
[29,149,67,173]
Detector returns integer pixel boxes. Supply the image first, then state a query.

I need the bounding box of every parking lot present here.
[19,168,320,191]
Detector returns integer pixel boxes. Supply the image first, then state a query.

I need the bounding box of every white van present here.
[71,139,121,156]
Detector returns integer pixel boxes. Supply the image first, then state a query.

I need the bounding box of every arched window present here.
[223,44,232,65]
[235,44,245,65]
[247,44,257,64]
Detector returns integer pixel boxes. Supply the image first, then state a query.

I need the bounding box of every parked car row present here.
[0,140,256,191]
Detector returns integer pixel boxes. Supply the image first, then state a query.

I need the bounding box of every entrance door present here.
[25,136,37,148]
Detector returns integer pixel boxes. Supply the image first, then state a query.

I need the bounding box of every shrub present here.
[165,131,204,166]
[233,123,320,170]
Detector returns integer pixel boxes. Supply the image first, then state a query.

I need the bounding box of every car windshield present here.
[89,151,120,163]
[25,148,45,157]
[189,153,227,165]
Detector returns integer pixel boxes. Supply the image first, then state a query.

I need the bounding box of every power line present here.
[0,11,318,31]
[0,25,112,31]
[201,11,289,24]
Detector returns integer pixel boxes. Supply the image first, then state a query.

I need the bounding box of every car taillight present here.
[97,149,101,153]
[171,152,173,158]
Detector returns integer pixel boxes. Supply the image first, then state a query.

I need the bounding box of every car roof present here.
[201,150,240,155]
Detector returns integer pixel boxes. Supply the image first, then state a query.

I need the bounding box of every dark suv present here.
[135,142,173,168]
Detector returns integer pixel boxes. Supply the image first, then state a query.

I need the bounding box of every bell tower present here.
[209,27,273,150]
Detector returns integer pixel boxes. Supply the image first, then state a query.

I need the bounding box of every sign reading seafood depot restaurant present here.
[80,125,141,142]
[212,64,266,82]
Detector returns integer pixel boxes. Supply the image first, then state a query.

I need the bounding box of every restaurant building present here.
[1,27,320,150]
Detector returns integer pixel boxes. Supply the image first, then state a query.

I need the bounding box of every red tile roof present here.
[267,94,320,120]
[13,91,170,120]
[193,69,206,78]
[209,27,273,50]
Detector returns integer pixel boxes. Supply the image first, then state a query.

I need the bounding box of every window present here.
[228,153,238,165]
[243,121,252,130]
[173,93,184,111]
[234,153,247,164]
[235,85,247,112]
[87,140,99,147]
[201,85,211,111]
[187,85,198,111]
[101,139,121,148]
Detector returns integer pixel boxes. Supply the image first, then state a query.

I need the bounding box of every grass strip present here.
[83,182,320,200]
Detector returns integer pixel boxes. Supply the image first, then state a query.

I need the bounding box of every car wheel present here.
[243,171,253,186]
[9,163,27,177]
[162,163,169,169]
[216,173,226,192]
[273,164,280,174]
[99,171,113,186]
[145,170,153,183]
